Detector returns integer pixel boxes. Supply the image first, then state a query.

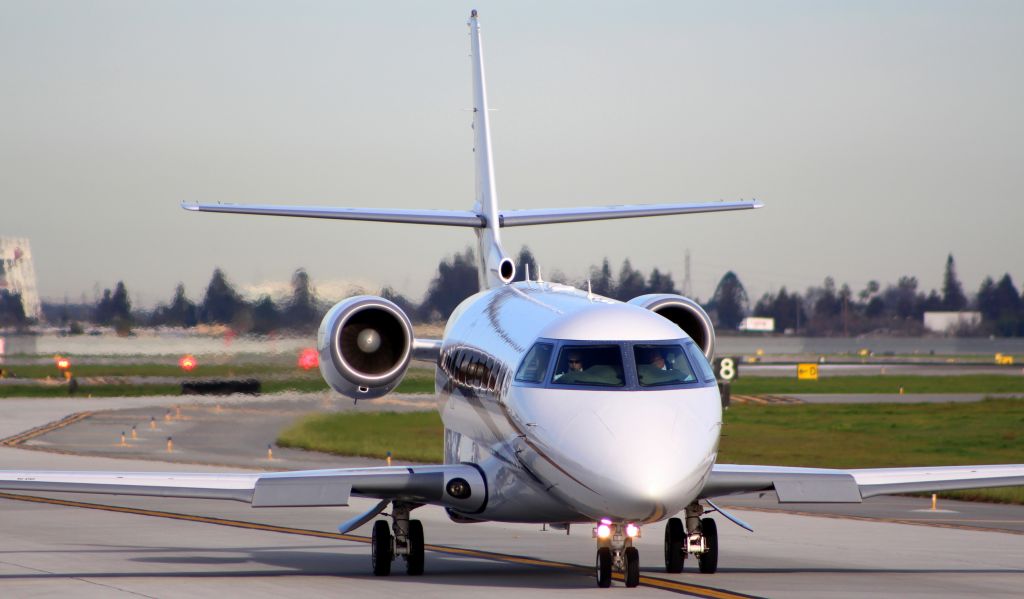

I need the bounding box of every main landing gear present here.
[593,519,642,588]
[371,501,426,576]
[664,502,718,574]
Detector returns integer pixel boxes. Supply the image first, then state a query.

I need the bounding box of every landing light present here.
[595,518,612,539]
[626,523,641,538]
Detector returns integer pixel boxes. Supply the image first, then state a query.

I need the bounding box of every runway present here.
[1,395,1022,597]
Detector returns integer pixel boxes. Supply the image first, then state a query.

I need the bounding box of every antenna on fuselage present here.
[536,265,544,285]
[524,263,531,283]
[587,279,593,300]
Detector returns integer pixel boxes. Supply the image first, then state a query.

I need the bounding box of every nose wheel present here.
[593,521,641,588]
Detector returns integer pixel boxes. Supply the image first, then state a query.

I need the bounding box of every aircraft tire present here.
[697,518,718,574]
[664,517,685,573]
[406,519,425,576]
[372,520,393,576]
[624,546,640,588]
[596,547,612,588]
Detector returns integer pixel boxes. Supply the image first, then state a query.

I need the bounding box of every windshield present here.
[551,345,625,387]
[514,342,554,384]
[685,343,716,383]
[633,343,699,387]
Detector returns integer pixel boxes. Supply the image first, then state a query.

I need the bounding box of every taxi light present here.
[595,523,611,539]
[625,523,640,538]
[298,348,319,370]
[179,355,197,372]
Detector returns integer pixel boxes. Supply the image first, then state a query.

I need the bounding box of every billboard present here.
[738,316,775,332]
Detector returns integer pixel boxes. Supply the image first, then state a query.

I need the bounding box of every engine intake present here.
[317,296,414,399]
[628,294,716,360]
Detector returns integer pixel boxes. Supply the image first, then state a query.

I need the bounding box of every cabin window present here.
[552,345,625,387]
[633,344,699,387]
[515,342,553,384]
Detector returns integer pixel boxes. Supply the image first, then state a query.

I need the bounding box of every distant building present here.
[739,316,775,332]
[923,311,981,334]
[0,237,42,320]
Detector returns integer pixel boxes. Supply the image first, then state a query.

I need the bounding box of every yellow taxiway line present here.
[0,491,759,598]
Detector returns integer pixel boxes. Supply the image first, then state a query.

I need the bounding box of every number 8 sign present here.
[714,357,738,381]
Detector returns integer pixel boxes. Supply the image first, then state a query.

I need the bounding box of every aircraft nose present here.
[553,395,719,520]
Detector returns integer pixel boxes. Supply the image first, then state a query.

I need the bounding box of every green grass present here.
[0,384,184,398]
[0,362,304,378]
[731,375,1024,395]
[277,411,444,463]
[718,398,1024,503]
[0,367,436,398]
[276,398,1024,504]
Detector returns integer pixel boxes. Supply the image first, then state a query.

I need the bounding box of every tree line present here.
[742,254,1024,336]
[20,250,1024,337]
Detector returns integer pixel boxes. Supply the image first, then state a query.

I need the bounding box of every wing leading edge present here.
[0,464,486,512]
[703,463,1024,503]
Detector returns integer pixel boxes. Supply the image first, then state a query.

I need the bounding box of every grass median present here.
[731,374,1024,395]
[276,397,1024,504]
[0,367,436,398]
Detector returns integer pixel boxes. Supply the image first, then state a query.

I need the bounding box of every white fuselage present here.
[435,281,722,524]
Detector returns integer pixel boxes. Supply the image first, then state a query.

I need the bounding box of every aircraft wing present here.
[0,464,485,512]
[702,463,1024,503]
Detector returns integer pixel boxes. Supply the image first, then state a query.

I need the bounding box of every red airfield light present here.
[179,355,197,372]
[55,356,71,371]
[298,348,319,370]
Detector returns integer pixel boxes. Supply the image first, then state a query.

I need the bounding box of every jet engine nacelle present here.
[627,294,716,360]
[317,295,414,400]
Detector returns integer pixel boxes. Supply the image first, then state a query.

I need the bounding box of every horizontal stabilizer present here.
[182,202,484,227]
[499,200,763,227]
[182,200,762,228]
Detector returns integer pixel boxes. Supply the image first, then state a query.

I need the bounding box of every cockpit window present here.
[514,342,554,384]
[552,345,625,387]
[685,343,716,383]
[633,344,699,387]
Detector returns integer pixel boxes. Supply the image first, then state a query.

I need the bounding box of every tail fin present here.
[468,10,515,289]
[183,11,762,291]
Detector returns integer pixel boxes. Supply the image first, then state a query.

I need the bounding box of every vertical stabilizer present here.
[468,10,514,289]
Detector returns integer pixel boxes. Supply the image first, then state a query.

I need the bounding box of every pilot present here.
[637,348,670,385]
[554,351,584,382]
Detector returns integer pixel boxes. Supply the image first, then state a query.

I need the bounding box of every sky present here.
[2,1,1022,309]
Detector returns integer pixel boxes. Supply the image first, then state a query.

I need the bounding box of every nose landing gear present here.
[664,502,718,574]
[593,520,641,588]
[370,501,426,577]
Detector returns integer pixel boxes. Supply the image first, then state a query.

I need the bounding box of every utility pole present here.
[681,249,693,297]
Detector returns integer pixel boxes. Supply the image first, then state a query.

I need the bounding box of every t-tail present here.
[468,10,514,288]
[182,9,763,291]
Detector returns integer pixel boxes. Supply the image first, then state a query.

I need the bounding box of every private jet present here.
[3,10,1022,589]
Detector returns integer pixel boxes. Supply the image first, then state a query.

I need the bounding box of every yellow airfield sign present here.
[797,363,819,380]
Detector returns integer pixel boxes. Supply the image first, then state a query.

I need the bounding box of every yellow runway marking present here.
[0,412,94,447]
[729,395,803,405]
[0,491,758,598]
